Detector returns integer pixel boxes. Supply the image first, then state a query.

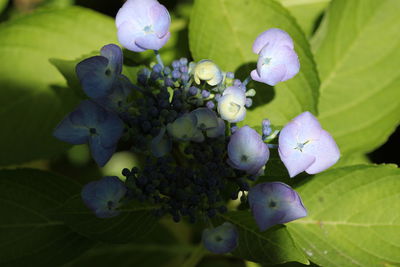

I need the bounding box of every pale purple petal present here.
[89,136,117,167]
[135,32,170,51]
[305,130,340,174]
[53,117,88,145]
[279,148,315,178]
[117,21,146,52]
[252,28,294,54]
[150,4,171,38]
[291,111,322,142]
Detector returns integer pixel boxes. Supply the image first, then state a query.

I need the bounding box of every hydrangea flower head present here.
[248,182,307,231]
[227,126,269,175]
[250,28,300,86]
[81,176,127,218]
[76,44,123,99]
[202,222,238,254]
[193,60,223,86]
[53,100,124,166]
[217,86,247,123]
[278,111,340,177]
[116,0,171,52]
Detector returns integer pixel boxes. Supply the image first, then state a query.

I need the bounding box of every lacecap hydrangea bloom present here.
[116,0,171,52]
[52,0,341,254]
[251,28,300,86]
[279,111,340,177]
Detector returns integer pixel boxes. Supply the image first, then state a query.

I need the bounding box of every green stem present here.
[154,50,164,68]
[181,243,208,267]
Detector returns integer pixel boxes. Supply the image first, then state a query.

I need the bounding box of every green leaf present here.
[55,195,158,243]
[189,0,319,127]
[312,0,400,155]
[216,211,309,265]
[287,164,400,266]
[65,222,193,267]
[0,7,117,166]
[0,168,93,267]
[278,0,330,37]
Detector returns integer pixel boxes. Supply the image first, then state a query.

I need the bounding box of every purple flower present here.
[76,44,123,99]
[250,28,300,86]
[278,111,340,177]
[202,222,238,254]
[217,86,247,123]
[53,100,124,166]
[81,176,127,218]
[116,0,171,52]
[248,182,307,231]
[227,126,269,175]
[95,75,134,113]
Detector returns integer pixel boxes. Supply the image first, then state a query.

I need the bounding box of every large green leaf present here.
[0,169,93,267]
[216,211,309,265]
[312,0,400,155]
[0,7,117,166]
[278,0,330,37]
[56,195,158,243]
[287,164,400,266]
[189,0,319,127]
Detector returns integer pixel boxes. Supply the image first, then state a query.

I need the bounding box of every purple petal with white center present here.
[135,32,171,51]
[101,44,123,75]
[248,182,307,231]
[76,56,114,99]
[117,21,146,52]
[252,28,294,54]
[304,130,340,174]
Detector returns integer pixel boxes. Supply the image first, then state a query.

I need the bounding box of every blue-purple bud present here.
[171,70,181,80]
[201,90,211,98]
[179,57,188,66]
[172,60,181,69]
[153,64,163,73]
[226,72,234,79]
[245,98,253,108]
[206,101,215,109]
[189,86,199,96]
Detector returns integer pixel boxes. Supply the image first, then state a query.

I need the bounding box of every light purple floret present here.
[251,28,300,86]
[278,111,340,177]
[227,126,269,175]
[248,182,307,231]
[116,0,171,52]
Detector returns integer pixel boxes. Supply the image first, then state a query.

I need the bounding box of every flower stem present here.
[154,50,164,68]
[242,75,252,87]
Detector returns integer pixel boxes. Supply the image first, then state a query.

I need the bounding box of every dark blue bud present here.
[207,208,217,218]
[180,65,188,73]
[201,90,211,98]
[163,66,171,75]
[172,60,181,69]
[206,101,215,109]
[189,86,199,96]
[165,77,174,87]
[153,64,162,73]
[172,70,181,80]
[181,73,190,83]
[179,57,188,66]
[122,168,130,177]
